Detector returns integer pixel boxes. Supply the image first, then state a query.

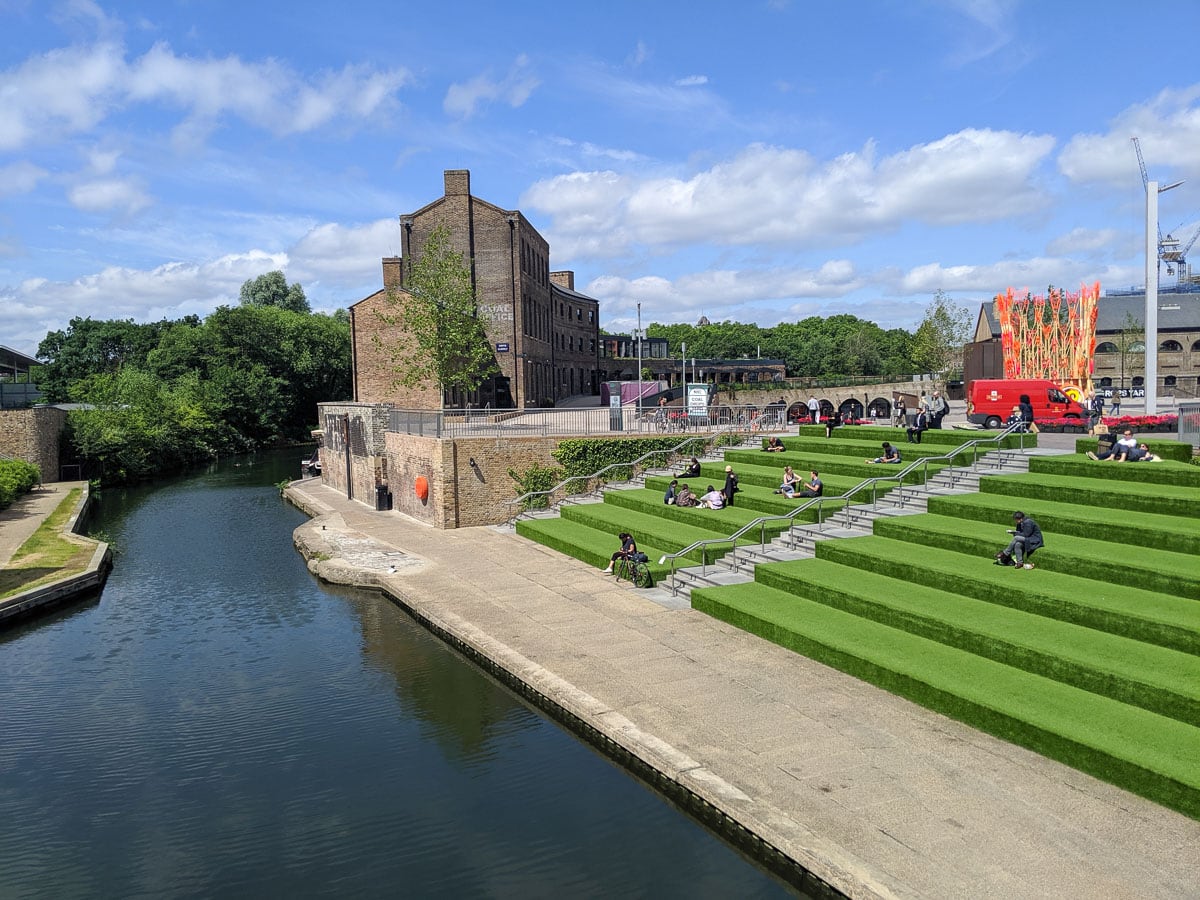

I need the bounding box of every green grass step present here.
[751,557,1200,726]
[559,502,744,565]
[716,451,935,483]
[779,437,973,463]
[925,492,1200,555]
[690,581,1200,819]
[602,487,796,535]
[1028,454,1200,488]
[1074,437,1194,464]
[796,424,1027,450]
[516,517,671,581]
[814,535,1200,655]
[979,472,1195,517]
[869,513,1200,600]
[648,475,844,525]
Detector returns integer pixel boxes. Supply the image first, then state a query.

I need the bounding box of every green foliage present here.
[1112,311,1145,389]
[377,224,497,400]
[912,290,973,376]
[552,436,704,481]
[508,463,564,509]
[239,270,311,314]
[0,459,41,509]
[34,316,187,402]
[647,314,916,379]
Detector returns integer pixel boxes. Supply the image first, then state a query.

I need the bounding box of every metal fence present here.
[1179,401,1200,448]
[388,404,794,438]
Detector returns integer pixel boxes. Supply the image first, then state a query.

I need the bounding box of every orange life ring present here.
[415,476,429,502]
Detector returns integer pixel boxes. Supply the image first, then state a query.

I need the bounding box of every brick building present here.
[349,170,600,410]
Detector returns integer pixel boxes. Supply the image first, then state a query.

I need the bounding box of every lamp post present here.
[1145,177,1184,414]
[681,341,687,392]
[634,302,645,421]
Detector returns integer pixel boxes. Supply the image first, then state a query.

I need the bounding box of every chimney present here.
[444,169,470,197]
[550,270,575,291]
[382,257,402,290]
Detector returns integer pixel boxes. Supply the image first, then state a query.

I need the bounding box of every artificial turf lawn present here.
[1029,454,1200,487]
[750,556,1200,726]
[1072,437,1194,464]
[515,516,671,582]
[868,513,1200,600]
[813,535,1200,655]
[924,492,1200,555]
[978,472,1195,517]
[690,581,1200,820]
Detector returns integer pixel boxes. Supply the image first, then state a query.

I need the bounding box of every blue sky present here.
[3,0,1200,355]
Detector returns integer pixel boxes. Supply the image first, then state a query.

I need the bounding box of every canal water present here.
[0,450,795,898]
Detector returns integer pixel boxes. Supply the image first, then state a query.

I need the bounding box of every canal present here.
[0,450,795,898]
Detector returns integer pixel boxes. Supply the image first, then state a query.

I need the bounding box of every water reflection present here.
[0,449,796,898]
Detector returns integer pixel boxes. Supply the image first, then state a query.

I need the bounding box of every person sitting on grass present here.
[797,470,823,498]
[906,408,929,443]
[763,436,785,452]
[996,511,1042,570]
[602,532,637,574]
[1087,429,1136,461]
[866,442,901,464]
[663,479,678,504]
[698,485,725,509]
[677,457,701,478]
[775,465,799,497]
[824,409,842,439]
[1123,443,1162,462]
[675,484,697,507]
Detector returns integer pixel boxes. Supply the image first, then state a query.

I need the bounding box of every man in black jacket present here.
[999,511,1043,569]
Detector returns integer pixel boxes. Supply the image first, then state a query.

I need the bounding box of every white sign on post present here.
[687,384,708,418]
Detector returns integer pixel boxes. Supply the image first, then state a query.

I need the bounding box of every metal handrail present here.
[658,422,1032,595]
[505,422,755,525]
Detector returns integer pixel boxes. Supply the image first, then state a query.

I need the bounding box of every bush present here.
[508,463,564,510]
[553,436,709,481]
[0,459,41,510]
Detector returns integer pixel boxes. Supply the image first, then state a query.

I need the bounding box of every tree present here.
[239,271,310,314]
[376,224,497,402]
[912,291,973,377]
[34,316,181,402]
[1112,312,1145,394]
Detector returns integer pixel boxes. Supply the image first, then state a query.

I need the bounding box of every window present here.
[1132,376,1144,387]
[1164,375,1177,387]
[1095,341,1118,353]
[588,310,594,324]
[1128,341,1145,353]
[1159,340,1183,352]
[1192,340,1200,353]
[1098,377,1112,387]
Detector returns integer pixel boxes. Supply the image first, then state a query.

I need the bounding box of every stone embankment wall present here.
[0,407,67,482]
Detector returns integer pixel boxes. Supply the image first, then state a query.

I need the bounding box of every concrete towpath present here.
[0,483,83,570]
[285,476,1199,899]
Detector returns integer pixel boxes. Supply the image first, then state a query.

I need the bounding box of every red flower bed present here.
[1101,414,1177,429]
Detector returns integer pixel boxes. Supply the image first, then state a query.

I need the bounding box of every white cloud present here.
[0,160,48,196]
[1058,84,1200,185]
[444,55,539,119]
[894,258,1134,295]
[526,130,1056,258]
[1045,227,1121,257]
[67,177,152,215]
[0,38,411,152]
[289,218,399,283]
[674,75,708,87]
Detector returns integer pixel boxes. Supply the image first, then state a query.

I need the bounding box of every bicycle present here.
[614,553,654,588]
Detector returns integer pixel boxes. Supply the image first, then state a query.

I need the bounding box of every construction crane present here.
[1131,136,1189,284]
[1132,136,1164,249]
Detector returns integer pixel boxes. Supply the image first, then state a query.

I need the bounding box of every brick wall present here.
[317,402,391,504]
[0,408,66,482]
[349,286,442,409]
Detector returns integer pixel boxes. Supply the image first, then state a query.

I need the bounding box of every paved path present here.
[286,475,1199,900]
[0,484,82,569]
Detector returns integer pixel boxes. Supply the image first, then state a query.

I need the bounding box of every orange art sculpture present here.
[994,283,1100,398]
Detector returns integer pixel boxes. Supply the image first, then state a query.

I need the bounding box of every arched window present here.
[1132,376,1144,387]
[1192,340,1200,353]
[1164,375,1177,387]
[1160,340,1183,352]
[1095,341,1118,353]
[1098,377,1112,387]
[1128,341,1146,353]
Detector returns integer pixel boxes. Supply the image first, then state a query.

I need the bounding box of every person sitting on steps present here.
[996,511,1042,570]
[906,408,929,443]
[675,483,698,507]
[602,532,637,574]
[698,485,725,509]
[797,470,822,498]
[866,442,901,464]
[677,457,701,478]
[775,465,799,497]
[763,436,785,452]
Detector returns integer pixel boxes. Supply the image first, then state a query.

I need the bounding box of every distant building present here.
[598,333,786,386]
[349,170,600,409]
[965,289,1200,397]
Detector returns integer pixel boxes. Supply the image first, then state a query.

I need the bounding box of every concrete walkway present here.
[286,475,1199,900]
[0,483,82,569]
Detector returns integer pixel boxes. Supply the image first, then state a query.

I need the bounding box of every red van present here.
[966,379,1086,429]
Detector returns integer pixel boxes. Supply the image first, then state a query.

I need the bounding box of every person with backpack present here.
[602,532,638,574]
[995,511,1043,570]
